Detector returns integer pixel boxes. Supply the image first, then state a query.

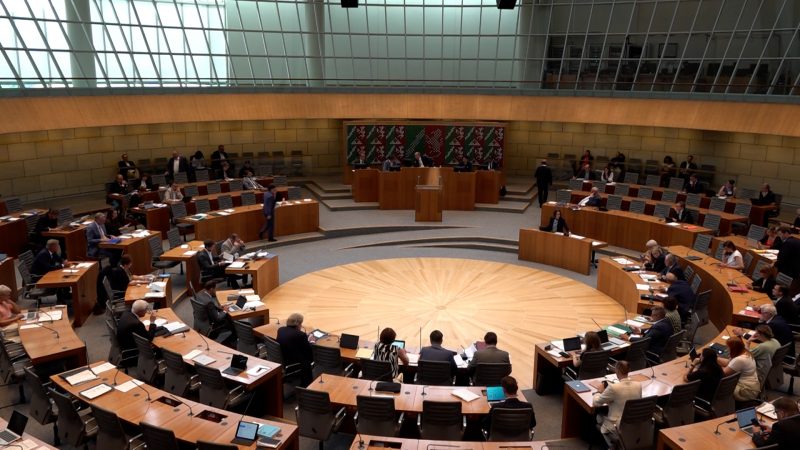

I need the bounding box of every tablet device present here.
[391,340,405,349]
[235,420,259,441]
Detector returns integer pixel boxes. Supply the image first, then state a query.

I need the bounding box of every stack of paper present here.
[114,379,144,393]
[451,389,480,402]
[93,362,116,374]
[76,262,93,268]
[612,257,634,265]
[355,348,373,359]
[163,322,189,334]
[238,289,255,295]
[80,383,112,399]
[193,354,216,366]
[66,370,97,386]
[143,318,168,327]
[229,261,246,269]
[183,250,197,256]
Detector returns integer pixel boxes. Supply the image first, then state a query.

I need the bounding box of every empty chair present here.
[23,367,58,445]
[568,179,584,190]
[169,202,194,240]
[57,208,74,226]
[714,244,725,261]
[263,336,304,386]
[312,344,352,378]
[241,191,256,206]
[591,180,607,191]
[661,189,678,203]
[621,337,650,372]
[194,364,250,411]
[295,387,346,450]
[614,183,630,197]
[616,396,659,450]
[149,235,180,273]
[644,174,660,187]
[273,175,288,187]
[0,342,29,404]
[91,404,145,450]
[692,234,712,254]
[668,177,685,191]
[228,179,244,191]
[738,187,757,199]
[415,359,454,386]
[746,224,767,242]
[473,362,512,386]
[166,227,182,249]
[195,169,210,182]
[233,320,267,358]
[702,213,721,233]
[206,182,221,194]
[734,202,751,218]
[272,151,286,174]
[647,330,685,364]
[709,197,727,211]
[484,407,535,442]
[655,380,700,428]
[776,272,793,288]
[161,347,200,397]
[653,203,671,219]
[133,333,166,385]
[624,172,639,184]
[151,174,167,186]
[49,388,98,448]
[217,194,233,210]
[690,274,702,294]
[355,395,404,437]
[695,372,740,419]
[683,265,695,283]
[690,290,711,328]
[287,186,302,200]
[173,172,188,184]
[184,185,200,197]
[765,343,791,390]
[258,164,273,176]
[637,186,653,200]
[359,358,393,381]
[4,197,22,213]
[742,252,753,272]
[685,193,702,208]
[418,400,465,440]
[629,199,646,214]
[565,350,610,380]
[139,422,180,450]
[195,198,211,213]
[606,195,623,211]
[291,150,304,176]
[555,190,571,204]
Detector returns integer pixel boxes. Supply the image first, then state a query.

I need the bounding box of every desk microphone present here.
[421,385,429,396]
[134,378,152,402]
[34,322,59,339]
[368,368,398,395]
[356,432,365,450]
[714,416,737,435]
[168,393,195,416]
[196,331,211,351]
[270,317,280,325]
[459,345,468,361]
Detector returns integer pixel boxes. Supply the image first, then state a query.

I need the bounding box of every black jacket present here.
[30,249,63,279]
[767,316,794,357]
[667,207,694,224]
[541,217,569,233]
[276,326,313,366]
[534,165,553,186]
[752,414,800,450]
[640,319,673,356]
[486,397,537,430]
[116,310,155,354]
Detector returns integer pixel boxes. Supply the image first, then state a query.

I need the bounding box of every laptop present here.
[0,410,28,445]
[227,295,247,312]
[597,330,616,350]
[231,420,259,444]
[736,407,758,436]
[563,336,581,352]
[222,354,248,376]
[486,386,505,402]
[339,333,359,350]
[391,340,405,349]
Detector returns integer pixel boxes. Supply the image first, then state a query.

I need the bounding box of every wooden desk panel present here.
[100,230,160,275]
[124,276,173,309]
[130,205,171,235]
[378,171,409,209]
[35,262,98,327]
[160,240,204,297]
[0,257,17,300]
[443,171,476,211]
[518,228,605,275]
[0,209,44,257]
[352,169,379,202]
[19,306,86,367]
[42,225,89,260]
[415,186,443,222]
[225,254,279,297]
[475,170,500,204]
[275,200,319,236]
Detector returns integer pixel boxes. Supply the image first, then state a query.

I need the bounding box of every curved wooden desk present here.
[257,258,626,390]
[19,306,86,368]
[51,361,298,450]
[34,262,98,327]
[350,435,557,450]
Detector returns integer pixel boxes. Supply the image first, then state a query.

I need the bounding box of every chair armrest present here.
[128,433,143,444]
[416,414,421,427]
[343,363,354,377]
[333,407,347,431]
[353,411,358,424]
[229,385,245,397]
[462,416,467,430]
[397,412,405,427]
[481,429,489,441]
[694,397,711,413]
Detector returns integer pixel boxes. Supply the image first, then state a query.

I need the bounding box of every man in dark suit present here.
[678,155,697,179]
[32,209,58,248]
[483,376,536,434]
[165,151,189,180]
[575,163,595,180]
[772,285,798,325]
[752,397,800,449]
[86,212,120,266]
[667,201,693,224]
[108,255,149,292]
[31,239,64,280]
[259,184,277,242]
[412,152,433,167]
[116,299,157,365]
[659,254,686,281]
[661,273,695,322]
[776,227,800,296]
[759,303,794,358]
[277,312,313,387]
[118,153,137,180]
[197,240,239,288]
[682,173,703,194]
[627,307,673,355]
[534,160,552,207]
[468,331,510,375]
[194,281,234,339]
[419,330,458,376]
[210,144,230,177]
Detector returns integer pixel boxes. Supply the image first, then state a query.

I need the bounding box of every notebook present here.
[736,407,758,436]
[486,386,505,402]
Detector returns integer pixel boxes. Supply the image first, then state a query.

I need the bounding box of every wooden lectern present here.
[415,183,443,222]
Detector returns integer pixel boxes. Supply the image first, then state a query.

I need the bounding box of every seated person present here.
[164,182,184,202]
[197,240,241,288]
[455,155,472,172]
[353,150,368,168]
[0,285,22,328]
[682,173,704,194]
[751,396,800,448]
[419,330,458,376]
[622,306,672,356]
[373,327,409,379]
[667,201,693,224]
[748,264,777,295]
[412,151,433,168]
[109,174,130,196]
[574,163,595,180]
[540,209,569,233]
[717,179,737,197]
[660,272,695,322]
[118,153,137,180]
[242,170,265,190]
[116,299,158,362]
[105,208,126,236]
[483,376,536,433]
[642,240,666,272]
[741,324,780,386]
[771,285,798,325]
[86,212,120,266]
[662,297,682,334]
[221,233,246,256]
[572,331,602,368]
[109,254,150,292]
[718,240,745,270]
[137,172,154,191]
[468,331,510,375]
[238,160,256,178]
[752,183,779,223]
[684,347,723,403]
[757,303,794,357]
[219,161,235,181]
[32,209,58,247]
[600,163,615,183]
[759,226,782,250]
[593,361,642,448]
[659,254,685,281]
[717,336,760,402]
[277,313,313,387]
[31,239,65,280]
[382,155,401,171]
[578,187,602,207]
[194,281,235,340]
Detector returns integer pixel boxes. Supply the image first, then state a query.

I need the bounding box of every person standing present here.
[534,160,552,207]
[259,184,277,242]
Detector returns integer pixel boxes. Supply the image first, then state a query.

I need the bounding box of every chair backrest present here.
[692,234,712,254]
[626,337,651,371]
[555,190,571,204]
[263,336,284,364]
[416,360,453,386]
[746,224,767,242]
[690,274,702,294]
[148,235,164,258]
[624,172,639,184]
[638,186,654,199]
[312,344,344,375]
[195,170,210,182]
[217,195,233,210]
[617,395,658,450]
[161,347,193,397]
[733,202,751,217]
[661,380,700,427]
[241,191,256,206]
[709,197,727,211]
[592,180,607,191]
[606,195,623,211]
[577,350,611,380]
[133,333,161,384]
[568,179,584,190]
[685,193,701,207]
[683,265,694,283]
[197,441,238,450]
[23,367,55,426]
[228,179,244,191]
[356,395,399,437]
[642,174,659,187]
[615,183,630,197]
[57,208,73,226]
[91,404,129,450]
[274,175,288,186]
[295,387,337,441]
[173,172,188,184]
[206,182,221,194]
[765,343,791,390]
[629,199,646,215]
[653,203,670,219]
[184,185,200,197]
[105,319,125,366]
[702,213,721,231]
[195,198,211,213]
[49,388,89,447]
[750,259,769,280]
[194,364,231,409]
[287,186,302,200]
[420,400,463,440]
[25,214,38,234]
[190,297,212,335]
[668,177,685,191]
[742,252,753,271]
[233,320,263,356]
[170,202,188,220]
[659,330,686,362]
[473,362,512,386]
[488,407,533,442]
[166,228,182,248]
[776,272,794,287]
[4,197,22,213]
[661,189,678,203]
[151,174,167,186]
[710,372,740,417]
[714,244,725,261]
[738,187,757,199]
[139,421,180,450]
[360,358,393,381]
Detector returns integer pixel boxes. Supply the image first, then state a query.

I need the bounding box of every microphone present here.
[169,393,195,416]
[650,364,656,380]
[35,322,60,339]
[356,433,365,450]
[270,316,280,325]
[196,331,211,351]
[714,416,737,435]
[591,318,603,330]
[419,326,422,352]
[459,345,468,361]
[82,345,99,377]
[134,378,152,401]
[368,367,398,395]
[421,385,429,396]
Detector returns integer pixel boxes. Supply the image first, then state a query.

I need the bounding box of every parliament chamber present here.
[2,1,800,450]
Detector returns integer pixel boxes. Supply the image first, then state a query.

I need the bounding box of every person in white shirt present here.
[578,187,602,207]
[221,233,246,256]
[164,183,184,202]
[718,240,744,270]
[600,163,615,183]
[242,170,265,190]
[593,360,642,448]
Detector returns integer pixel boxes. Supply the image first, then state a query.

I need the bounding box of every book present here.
[565,380,591,393]
[451,389,480,402]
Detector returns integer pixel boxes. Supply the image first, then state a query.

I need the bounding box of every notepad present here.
[143,318,168,327]
[183,250,197,256]
[93,362,116,374]
[144,292,165,298]
[453,354,468,368]
[183,349,203,360]
[355,348,373,359]
[193,354,216,366]
[451,389,480,402]
[114,379,144,393]
[247,365,271,376]
[228,261,246,269]
[238,288,256,295]
[38,310,62,321]
[80,383,112,399]
[163,322,190,334]
[66,370,97,386]
[243,301,264,310]
[636,284,652,291]
[612,257,634,265]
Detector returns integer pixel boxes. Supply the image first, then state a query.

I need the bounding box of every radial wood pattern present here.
[263,257,626,389]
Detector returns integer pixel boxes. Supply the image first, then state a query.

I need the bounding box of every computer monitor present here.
[563,336,581,352]
[391,340,405,349]
[597,329,609,344]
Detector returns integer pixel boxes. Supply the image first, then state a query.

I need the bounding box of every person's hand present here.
[149,312,157,323]
[267,215,272,220]
[619,333,630,341]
